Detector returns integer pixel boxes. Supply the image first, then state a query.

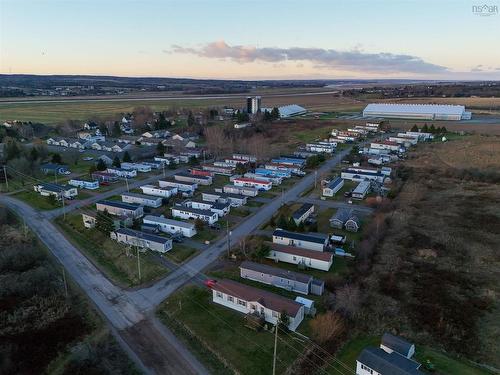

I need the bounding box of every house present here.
[111,143,131,153]
[271,157,306,168]
[201,191,248,207]
[322,177,344,197]
[211,279,304,331]
[140,184,178,198]
[291,203,315,225]
[352,180,371,200]
[272,229,329,252]
[305,142,336,154]
[244,173,282,185]
[118,135,141,144]
[69,139,86,149]
[110,228,172,253]
[240,261,324,295]
[189,168,213,177]
[121,192,163,208]
[68,178,99,190]
[356,334,421,375]
[81,212,132,229]
[233,177,272,191]
[106,167,137,178]
[159,179,197,195]
[141,160,163,170]
[330,208,361,232]
[264,163,303,176]
[142,130,169,138]
[202,164,235,176]
[174,172,212,186]
[370,141,402,152]
[232,153,257,163]
[142,215,197,238]
[33,183,78,200]
[91,171,119,184]
[255,168,292,179]
[341,169,385,183]
[171,204,218,224]
[267,243,333,271]
[40,163,69,175]
[154,156,179,165]
[97,155,113,166]
[96,200,144,219]
[223,184,258,197]
[185,200,231,217]
[121,162,152,173]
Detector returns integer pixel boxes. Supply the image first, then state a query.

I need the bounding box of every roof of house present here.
[37,182,73,192]
[292,203,314,220]
[330,208,353,223]
[212,279,302,316]
[175,172,211,180]
[234,177,271,185]
[172,204,215,217]
[224,184,258,191]
[161,178,197,186]
[357,347,421,375]
[364,103,465,116]
[325,177,344,190]
[97,200,142,211]
[121,192,162,201]
[295,296,314,308]
[273,229,328,245]
[381,333,414,356]
[115,228,170,245]
[240,261,312,284]
[143,215,195,229]
[270,243,333,262]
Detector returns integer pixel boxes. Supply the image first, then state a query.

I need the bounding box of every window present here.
[227,296,234,302]
[293,256,297,261]
[360,364,373,374]
[272,311,278,318]
[216,291,222,298]
[237,299,246,307]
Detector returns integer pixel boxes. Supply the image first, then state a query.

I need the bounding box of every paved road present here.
[0,195,208,375]
[129,146,355,308]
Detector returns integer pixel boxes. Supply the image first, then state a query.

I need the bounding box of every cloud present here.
[170,40,448,74]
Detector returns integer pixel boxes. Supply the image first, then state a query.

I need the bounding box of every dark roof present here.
[326,177,343,190]
[292,203,314,220]
[173,204,215,217]
[311,278,324,287]
[162,178,197,186]
[115,228,170,245]
[97,200,142,211]
[121,192,162,201]
[212,279,302,316]
[330,208,353,223]
[270,243,333,262]
[381,333,414,356]
[240,261,312,284]
[175,172,211,180]
[273,229,328,245]
[37,182,72,192]
[202,191,247,200]
[212,202,231,210]
[357,347,421,375]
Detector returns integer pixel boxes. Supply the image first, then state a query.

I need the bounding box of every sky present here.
[1,0,499,80]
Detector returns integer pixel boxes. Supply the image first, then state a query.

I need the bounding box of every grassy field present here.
[56,212,168,286]
[164,244,198,264]
[157,286,308,375]
[12,190,62,210]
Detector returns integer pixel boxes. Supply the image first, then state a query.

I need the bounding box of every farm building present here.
[68,178,99,190]
[142,215,197,237]
[240,261,324,295]
[121,192,163,208]
[110,228,172,253]
[263,104,307,118]
[96,200,144,219]
[322,177,344,197]
[363,103,471,121]
[211,279,304,331]
[267,244,333,271]
[272,229,329,252]
[291,203,315,225]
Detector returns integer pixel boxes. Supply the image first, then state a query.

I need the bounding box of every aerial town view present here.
[0,1,499,375]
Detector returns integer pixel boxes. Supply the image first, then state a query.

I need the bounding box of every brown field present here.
[358,134,500,367]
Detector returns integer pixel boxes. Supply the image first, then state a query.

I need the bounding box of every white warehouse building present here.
[363,103,471,121]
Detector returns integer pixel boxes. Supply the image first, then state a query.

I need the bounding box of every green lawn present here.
[230,207,251,217]
[165,244,198,264]
[261,256,350,280]
[55,213,168,286]
[324,335,379,374]
[246,200,264,208]
[415,347,492,375]
[193,227,218,243]
[157,286,308,375]
[12,190,61,210]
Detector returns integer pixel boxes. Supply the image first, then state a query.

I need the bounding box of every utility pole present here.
[61,194,66,220]
[281,188,284,206]
[62,267,68,298]
[3,166,8,191]
[162,163,166,178]
[226,220,231,257]
[314,170,318,189]
[272,324,278,375]
[125,177,130,192]
[136,246,142,282]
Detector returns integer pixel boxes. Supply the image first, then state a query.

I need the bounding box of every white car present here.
[83,157,94,161]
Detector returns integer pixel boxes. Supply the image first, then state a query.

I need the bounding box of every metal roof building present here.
[363,103,471,121]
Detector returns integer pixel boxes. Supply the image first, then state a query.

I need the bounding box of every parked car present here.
[209,223,221,230]
[83,157,94,161]
[344,190,353,197]
[204,279,217,288]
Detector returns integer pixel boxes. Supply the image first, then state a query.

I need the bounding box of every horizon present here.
[1,0,500,80]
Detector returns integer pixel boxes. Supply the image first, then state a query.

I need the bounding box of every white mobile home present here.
[140,184,178,198]
[106,167,137,178]
[233,177,272,191]
[223,184,258,197]
[121,192,163,208]
[142,215,197,237]
[267,244,333,271]
[96,200,144,219]
[159,179,197,194]
[110,228,172,253]
[171,204,218,224]
[352,181,371,200]
[322,177,344,197]
[272,229,329,252]
[68,178,99,190]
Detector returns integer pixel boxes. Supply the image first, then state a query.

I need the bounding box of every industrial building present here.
[363,103,471,121]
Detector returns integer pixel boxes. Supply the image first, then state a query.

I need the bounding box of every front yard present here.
[157,286,309,375]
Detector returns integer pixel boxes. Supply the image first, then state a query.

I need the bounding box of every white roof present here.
[143,215,195,229]
[295,296,314,308]
[364,103,465,116]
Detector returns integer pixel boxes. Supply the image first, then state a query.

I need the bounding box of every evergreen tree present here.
[194,218,204,232]
[95,209,114,233]
[51,153,62,164]
[168,158,176,169]
[112,156,121,168]
[422,124,429,133]
[410,124,419,132]
[429,124,436,134]
[288,218,297,231]
[187,111,195,127]
[96,159,107,171]
[278,310,290,332]
[29,147,39,161]
[277,215,289,230]
[440,126,447,134]
[156,141,166,155]
[263,110,273,122]
[188,156,199,166]
[271,107,280,120]
[112,121,121,137]
[122,151,132,162]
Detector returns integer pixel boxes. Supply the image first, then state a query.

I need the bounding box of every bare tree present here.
[310,311,346,345]
[335,284,362,318]
[204,126,228,158]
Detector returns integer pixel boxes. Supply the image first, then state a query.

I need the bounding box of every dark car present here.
[344,190,353,197]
